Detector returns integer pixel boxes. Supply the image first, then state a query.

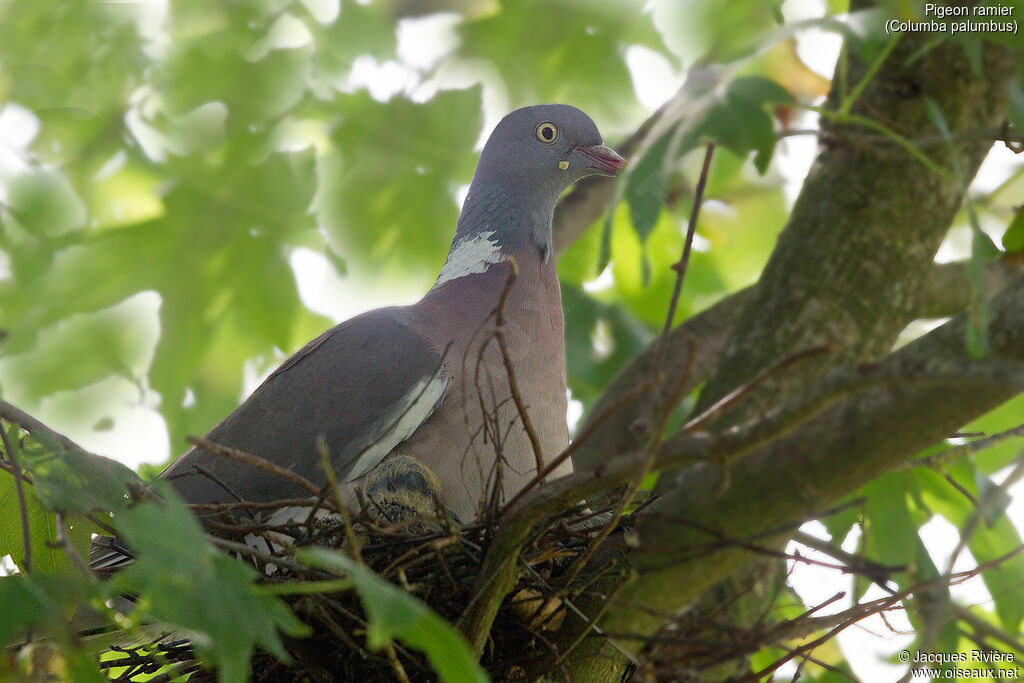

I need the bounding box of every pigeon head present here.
[476,104,625,196]
[455,104,624,255]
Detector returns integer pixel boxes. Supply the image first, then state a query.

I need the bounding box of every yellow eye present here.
[536,122,558,144]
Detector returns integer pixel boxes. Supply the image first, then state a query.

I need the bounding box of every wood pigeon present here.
[98,105,624,561]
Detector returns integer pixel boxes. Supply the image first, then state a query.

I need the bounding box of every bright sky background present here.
[1,1,1022,679]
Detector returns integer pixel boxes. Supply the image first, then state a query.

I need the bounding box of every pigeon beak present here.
[577,144,627,176]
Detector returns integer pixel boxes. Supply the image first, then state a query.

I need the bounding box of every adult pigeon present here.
[135,105,623,531]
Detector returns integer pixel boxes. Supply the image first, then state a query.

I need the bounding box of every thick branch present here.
[600,275,1024,644]
[460,278,1024,655]
[572,258,1021,473]
[559,16,1019,675]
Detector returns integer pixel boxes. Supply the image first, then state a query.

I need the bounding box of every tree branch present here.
[460,278,1024,654]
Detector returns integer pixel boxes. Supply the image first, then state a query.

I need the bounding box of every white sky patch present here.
[453,183,471,209]
[94,150,128,181]
[290,246,422,323]
[0,554,17,576]
[626,45,684,111]
[788,522,915,683]
[125,88,169,162]
[414,56,509,148]
[688,230,712,253]
[919,515,994,608]
[698,198,736,222]
[971,142,1024,196]
[271,117,330,154]
[567,389,584,434]
[783,0,844,78]
[0,291,170,468]
[591,319,613,360]
[795,26,843,79]
[117,0,169,58]
[0,103,40,150]
[398,13,462,71]
[245,13,313,61]
[935,224,973,263]
[347,56,415,102]
[37,376,169,469]
[583,264,614,293]
[841,583,916,682]
[242,353,286,400]
[299,0,339,25]
[0,103,39,190]
[773,109,823,206]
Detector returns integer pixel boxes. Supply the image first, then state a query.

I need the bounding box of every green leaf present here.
[321,88,483,282]
[625,131,672,244]
[914,461,1024,632]
[821,498,861,545]
[652,0,785,64]
[0,463,92,574]
[690,75,791,171]
[1008,78,1024,131]
[309,0,397,82]
[562,283,651,410]
[114,485,309,681]
[16,431,140,516]
[6,169,87,238]
[299,547,489,683]
[863,472,917,586]
[608,201,727,327]
[960,394,1024,474]
[1003,206,1024,254]
[0,572,95,646]
[457,0,668,122]
[625,74,791,241]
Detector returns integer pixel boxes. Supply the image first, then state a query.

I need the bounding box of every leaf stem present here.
[808,105,955,180]
[839,35,901,117]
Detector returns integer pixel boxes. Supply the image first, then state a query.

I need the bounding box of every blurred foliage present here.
[0,0,1023,679]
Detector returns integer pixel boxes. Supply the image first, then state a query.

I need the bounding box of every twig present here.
[186,496,329,512]
[459,356,1024,653]
[681,344,837,433]
[778,126,1024,149]
[491,255,546,480]
[382,641,412,683]
[0,399,84,451]
[186,436,322,498]
[499,380,654,516]
[941,451,1024,620]
[956,604,1024,656]
[654,143,715,375]
[208,537,324,577]
[1,425,32,573]
[838,34,900,117]
[908,421,1024,470]
[317,436,362,562]
[792,530,901,591]
[55,512,94,578]
[561,335,697,589]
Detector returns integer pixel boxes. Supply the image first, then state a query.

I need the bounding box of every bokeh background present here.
[1,0,1023,679]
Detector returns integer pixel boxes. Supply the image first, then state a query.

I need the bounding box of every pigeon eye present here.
[536,122,558,144]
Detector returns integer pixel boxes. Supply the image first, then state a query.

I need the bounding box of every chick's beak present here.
[577,144,627,176]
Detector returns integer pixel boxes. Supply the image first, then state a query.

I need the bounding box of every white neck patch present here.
[433,231,506,288]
